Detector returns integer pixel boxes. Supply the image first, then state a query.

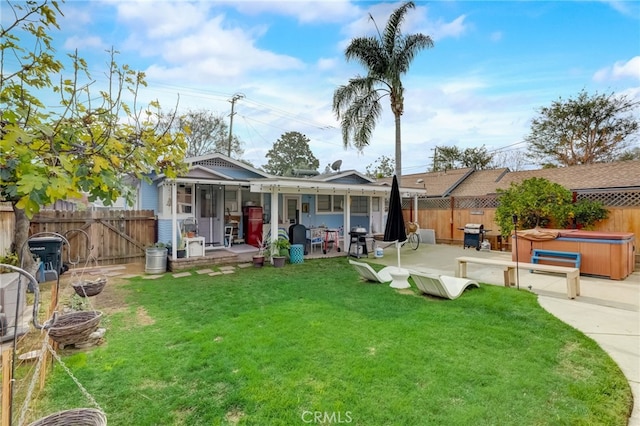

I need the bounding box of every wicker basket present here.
[407,222,418,233]
[28,408,106,426]
[48,311,103,346]
[72,277,107,297]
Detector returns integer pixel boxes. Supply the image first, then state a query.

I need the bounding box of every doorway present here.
[197,185,220,246]
[283,196,300,225]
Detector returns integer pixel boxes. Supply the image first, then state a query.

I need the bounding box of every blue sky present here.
[7,0,640,173]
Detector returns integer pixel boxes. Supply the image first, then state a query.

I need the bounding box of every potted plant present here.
[177,234,187,258]
[266,237,290,268]
[252,238,266,268]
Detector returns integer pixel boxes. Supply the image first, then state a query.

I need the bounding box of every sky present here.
[6,0,640,174]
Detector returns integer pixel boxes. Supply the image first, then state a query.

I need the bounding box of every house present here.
[137,153,425,259]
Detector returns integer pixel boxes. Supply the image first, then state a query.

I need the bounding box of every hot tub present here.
[512,229,635,280]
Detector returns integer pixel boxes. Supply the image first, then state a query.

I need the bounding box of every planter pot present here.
[272,256,286,268]
[253,255,265,268]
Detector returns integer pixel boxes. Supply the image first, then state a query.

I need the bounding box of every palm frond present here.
[394,34,434,74]
[383,1,415,56]
[341,90,383,151]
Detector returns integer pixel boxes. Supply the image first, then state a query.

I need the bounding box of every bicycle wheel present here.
[408,232,419,250]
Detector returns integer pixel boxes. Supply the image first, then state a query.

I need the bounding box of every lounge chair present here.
[409,270,479,299]
[349,259,395,283]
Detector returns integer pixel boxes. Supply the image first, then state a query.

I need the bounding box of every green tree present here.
[495,178,573,237]
[263,131,319,176]
[160,109,243,158]
[433,145,492,171]
[332,1,433,186]
[365,155,395,178]
[1,1,187,271]
[525,90,640,167]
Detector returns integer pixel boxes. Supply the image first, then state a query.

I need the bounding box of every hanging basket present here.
[48,311,103,346]
[28,408,107,426]
[72,277,107,298]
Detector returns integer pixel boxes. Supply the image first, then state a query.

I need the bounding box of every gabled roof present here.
[494,160,640,192]
[450,168,510,196]
[187,153,272,180]
[378,168,475,197]
[312,170,374,185]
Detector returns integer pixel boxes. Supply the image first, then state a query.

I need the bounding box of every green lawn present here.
[33,258,632,425]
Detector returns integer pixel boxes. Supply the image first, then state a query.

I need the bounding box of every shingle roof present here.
[377,168,475,197]
[494,160,640,193]
[449,168,510,196]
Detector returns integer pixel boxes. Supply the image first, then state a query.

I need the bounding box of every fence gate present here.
[29,210,156,265]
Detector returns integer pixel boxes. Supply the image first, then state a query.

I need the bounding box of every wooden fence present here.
[27,210,157,265]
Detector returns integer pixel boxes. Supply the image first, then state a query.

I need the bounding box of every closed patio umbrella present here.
[383,176,408,285]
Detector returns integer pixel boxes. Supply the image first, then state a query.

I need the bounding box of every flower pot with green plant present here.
[265,237,290,267]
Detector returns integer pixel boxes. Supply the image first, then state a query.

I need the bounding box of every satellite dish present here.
[331,159,342,172]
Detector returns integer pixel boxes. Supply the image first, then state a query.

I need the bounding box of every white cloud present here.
[593,56,640,82]
[64,35,105,51]
[490,31,503,42]
[230,0,361,24]
[428,15,468,41]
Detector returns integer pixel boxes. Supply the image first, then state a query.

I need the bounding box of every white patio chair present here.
[348,259,395,283]
[409,270,479,299]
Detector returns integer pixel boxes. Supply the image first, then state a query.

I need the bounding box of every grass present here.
[32,258,631,425]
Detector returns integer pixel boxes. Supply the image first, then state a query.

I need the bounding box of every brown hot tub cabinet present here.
[512,229,635,280]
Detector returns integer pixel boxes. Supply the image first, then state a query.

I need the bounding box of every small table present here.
[388,267,411,289]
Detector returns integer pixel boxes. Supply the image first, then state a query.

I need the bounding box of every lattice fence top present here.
[576,190,640,207]
[402,189,640,209]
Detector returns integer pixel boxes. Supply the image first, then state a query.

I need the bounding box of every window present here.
[316,195,344,213]
[351,196,368,214]
[372,197,380,212]
[225,189,238,213]
[241,189,261,207]
[177,184,193,214]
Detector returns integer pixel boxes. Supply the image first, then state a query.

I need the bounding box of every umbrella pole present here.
[396,241,401,268]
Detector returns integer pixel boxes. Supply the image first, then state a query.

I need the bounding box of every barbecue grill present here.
[462,223,485,250]
[348,227,368,258]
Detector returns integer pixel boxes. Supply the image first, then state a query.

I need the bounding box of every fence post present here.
[2,348,13,426]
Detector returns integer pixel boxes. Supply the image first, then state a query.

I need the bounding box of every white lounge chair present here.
[349,259,395,283]
[409,270,479,299]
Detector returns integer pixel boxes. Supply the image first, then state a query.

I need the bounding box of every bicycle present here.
[406,221,420,250]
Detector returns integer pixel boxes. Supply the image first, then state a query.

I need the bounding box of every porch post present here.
[413,194,419,224]
[344,191,351,251]
[171,181,177,260]
[270,186,279,263]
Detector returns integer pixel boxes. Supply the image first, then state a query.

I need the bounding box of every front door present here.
[197,185,218,245]
[283,196,300,225]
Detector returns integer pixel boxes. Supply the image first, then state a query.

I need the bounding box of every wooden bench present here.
[531,249,581,268]
[456,256,580,299]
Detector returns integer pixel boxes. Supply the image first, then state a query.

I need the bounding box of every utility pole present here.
[227,93,244,157]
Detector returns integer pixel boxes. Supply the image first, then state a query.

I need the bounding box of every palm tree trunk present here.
[394,112,402,186]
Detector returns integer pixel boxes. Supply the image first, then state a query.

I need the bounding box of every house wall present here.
[139,180,158,211]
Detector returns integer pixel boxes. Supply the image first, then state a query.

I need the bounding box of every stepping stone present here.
[196,268,214,274]
[237,263,252,269]
[103,271,123,277]
[119,274,140,279]
[143,275,164,280]
[221,270,235,275]
[208,272,223,276]
[173,272,192,278]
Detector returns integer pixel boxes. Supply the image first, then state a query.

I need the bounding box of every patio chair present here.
[349,259,394,283]
[409,270,479,299]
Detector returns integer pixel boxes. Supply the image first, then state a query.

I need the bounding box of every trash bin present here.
[290,244,304,264]
[28,236,64,282]
[145,247,168,274]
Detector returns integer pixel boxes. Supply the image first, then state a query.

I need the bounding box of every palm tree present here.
[332,1,433,186]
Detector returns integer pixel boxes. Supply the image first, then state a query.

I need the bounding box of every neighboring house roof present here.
[493,160,640,193]
[449,168,510,196]
[378,168,475,197]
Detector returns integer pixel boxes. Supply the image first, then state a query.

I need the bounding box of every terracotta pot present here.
[253,255,265,268]
[272,256,286,268]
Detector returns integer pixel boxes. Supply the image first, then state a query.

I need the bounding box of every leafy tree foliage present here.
[160,109,243,158]
[433,145,492,171]
[365,155,395,178]
[525,90,639,166]
[263,132,319,176]
[332,1,433,185]
[495,178,572,236]
[1,1,187,269]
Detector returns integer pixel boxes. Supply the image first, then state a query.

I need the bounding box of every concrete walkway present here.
[369,242,640,425]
